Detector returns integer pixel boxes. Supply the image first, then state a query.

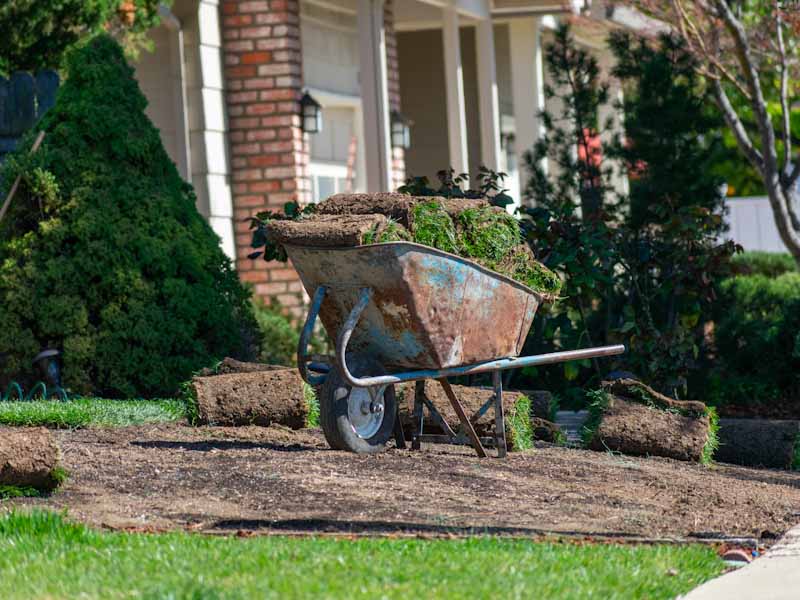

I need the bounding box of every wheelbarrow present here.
[291,241,624,457]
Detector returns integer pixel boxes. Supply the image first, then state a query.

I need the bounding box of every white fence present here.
[724,196,796,253]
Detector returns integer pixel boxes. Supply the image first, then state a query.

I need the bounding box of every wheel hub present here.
[347,386,385,439]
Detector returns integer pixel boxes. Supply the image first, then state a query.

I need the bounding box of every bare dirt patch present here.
[6,423,799,544]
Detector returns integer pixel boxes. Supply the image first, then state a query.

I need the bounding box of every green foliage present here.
[702,407,719,465]
[709,273,800,407]
[730,251,798,277]
[304,383,319,428]
[0,485,41,499]
[410,201,459,254]
[520,27,736,399]
[252,299,300,366]
[581,389,610,447]
[0,36,257,398]
[0,510,724,599]
[248,200,317,263]
[457,206,518,262]
[0,0,163,75]
[0,398,186,428]
[398,167,515,209]
[507,394,533,451]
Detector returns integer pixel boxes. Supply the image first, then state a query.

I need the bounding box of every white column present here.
[358,0,393,192]
[509,17,546,204]
[475,19,501,172]
[442,6,469,176]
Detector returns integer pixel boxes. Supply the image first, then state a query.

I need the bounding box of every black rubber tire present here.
[319,356,396,454]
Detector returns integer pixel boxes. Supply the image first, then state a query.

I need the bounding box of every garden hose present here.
[1,381,69,402]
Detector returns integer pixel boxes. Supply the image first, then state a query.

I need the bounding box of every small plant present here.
[304,383,319,428]
[0,485,41,499]
[701,407,719,466]
[506,395,533,451]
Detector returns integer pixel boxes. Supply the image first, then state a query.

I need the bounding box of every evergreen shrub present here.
[0,35,257,398]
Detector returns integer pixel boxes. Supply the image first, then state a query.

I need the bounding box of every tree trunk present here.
[0,427,61,491]
[191,369,308,428]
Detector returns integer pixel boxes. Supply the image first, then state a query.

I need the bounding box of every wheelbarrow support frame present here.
[298,285,625,457]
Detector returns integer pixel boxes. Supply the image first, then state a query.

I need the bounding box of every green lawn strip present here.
[0,399,186,428]
[0,511,723,600]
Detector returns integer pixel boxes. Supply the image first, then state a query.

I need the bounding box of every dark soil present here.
[716,419,800,469]
[6,423,800,544]
[192,369,307,428]
[268,214,387,247]
[589,398,710,463]
[0,427,60,490]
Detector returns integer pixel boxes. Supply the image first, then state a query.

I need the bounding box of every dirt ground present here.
[7,423,800,544]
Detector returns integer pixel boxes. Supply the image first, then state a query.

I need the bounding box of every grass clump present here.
[492,248,563,298]
[0,486,41,499]
[0,510,724,599]
[581,389,610,447]
[457,207,519,262]
[0,399,185,428]
[507,394,533,451]
[701,407,719,465]
[410,201,460,254]
[304,383,319,428]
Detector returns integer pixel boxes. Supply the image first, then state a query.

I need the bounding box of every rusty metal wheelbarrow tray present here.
[288,241,540,371]
[291,241,624,458]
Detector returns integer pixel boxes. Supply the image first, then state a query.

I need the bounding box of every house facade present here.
[133,0,655,309]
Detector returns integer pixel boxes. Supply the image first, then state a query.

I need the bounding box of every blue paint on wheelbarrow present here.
[286,242,541,370]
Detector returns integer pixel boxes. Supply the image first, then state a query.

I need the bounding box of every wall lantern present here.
[391,110,412,150]
[300,91,322,134]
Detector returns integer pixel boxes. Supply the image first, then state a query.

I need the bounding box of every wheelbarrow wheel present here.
[319,356,397,454]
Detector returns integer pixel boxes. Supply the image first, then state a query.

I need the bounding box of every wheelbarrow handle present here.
[333,288,626,388]
[297,285,329,386]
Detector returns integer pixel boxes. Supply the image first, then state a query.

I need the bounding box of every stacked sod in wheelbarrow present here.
[250,193,624,456]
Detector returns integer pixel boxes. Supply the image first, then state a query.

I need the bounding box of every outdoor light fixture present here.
[391,110,412,150]
[33,349,62,390]
[300,91,322,134]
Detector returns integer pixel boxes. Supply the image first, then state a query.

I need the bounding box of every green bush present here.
[252,300,300,366]
[0,35,258,398]
[710,273,800,406]
[0,0,162,75]
[730,251,798,278]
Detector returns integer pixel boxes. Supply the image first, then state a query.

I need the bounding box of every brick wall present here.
[220,0,308,312]
[220,0,406,308]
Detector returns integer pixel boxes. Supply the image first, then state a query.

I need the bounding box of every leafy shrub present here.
[252,300,300,366]
[518,27,735,400]
[709,273,800,406]
[0,0,162,75]
[730,251,798,278]
[0,36,257,398]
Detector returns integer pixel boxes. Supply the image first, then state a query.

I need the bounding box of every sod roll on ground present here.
[0,427,65,493]
[397,382,534,451]
[583,379,719,464]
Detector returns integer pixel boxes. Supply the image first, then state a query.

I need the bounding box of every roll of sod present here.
[0,427,64,493]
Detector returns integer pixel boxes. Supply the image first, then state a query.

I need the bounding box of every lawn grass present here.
[0,398,186,428]
[0,511,724,600]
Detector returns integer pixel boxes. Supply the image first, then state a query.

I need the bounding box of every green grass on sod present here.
[0,399,186,428]
[0,511,723,600]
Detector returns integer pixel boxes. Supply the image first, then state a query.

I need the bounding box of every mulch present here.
[5,423,800,545]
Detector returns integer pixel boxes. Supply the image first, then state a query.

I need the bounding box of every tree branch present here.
[710,75,764,174]
[776,8,792,171]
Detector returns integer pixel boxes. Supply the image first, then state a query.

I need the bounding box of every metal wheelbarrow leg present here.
[298,285,625,457]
